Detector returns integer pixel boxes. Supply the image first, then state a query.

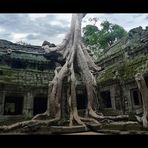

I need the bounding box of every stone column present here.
[125,87,133,113]
[110,85,116,110]
[23,91,34,118]
[114,85,122,111]
[0,91,5,115]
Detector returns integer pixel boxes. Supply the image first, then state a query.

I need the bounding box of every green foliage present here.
[83,25,99,45]
[83,20,127,59]
[97,64,116,85]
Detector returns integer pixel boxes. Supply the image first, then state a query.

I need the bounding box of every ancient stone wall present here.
[0,67,54,86]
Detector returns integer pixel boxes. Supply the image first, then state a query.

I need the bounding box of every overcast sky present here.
[0,13,148,46]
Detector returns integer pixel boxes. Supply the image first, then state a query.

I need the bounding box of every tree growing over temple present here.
[40,13,103,126]
[0,14,128,132]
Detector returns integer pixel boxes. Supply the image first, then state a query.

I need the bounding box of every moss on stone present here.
[0,51,49,64]
[0,66,54,86]
[102,122,142,131]
[97,65,116,85]
[97,54,148,85]
[101,109,121,116]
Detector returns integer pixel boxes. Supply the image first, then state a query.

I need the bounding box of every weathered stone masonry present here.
[0,40,89,121]
[0,40,56,120]
[0,27,148,121]
[97,27,148,115]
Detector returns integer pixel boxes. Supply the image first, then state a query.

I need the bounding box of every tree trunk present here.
[42,14,103,125]
[135,73,148,128]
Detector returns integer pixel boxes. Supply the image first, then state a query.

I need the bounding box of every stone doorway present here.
[100,91,112,108]
[144,76,148,87]
[4,96,24,115]
[76,89,88,110]
[33,96,47,116]
[130,88,142,107]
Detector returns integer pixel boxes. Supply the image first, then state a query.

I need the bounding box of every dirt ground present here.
[63,132,107,135]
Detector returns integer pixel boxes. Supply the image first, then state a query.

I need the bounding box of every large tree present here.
[83,20,127,59]
[0,14,102,131]
[42,13,103,126]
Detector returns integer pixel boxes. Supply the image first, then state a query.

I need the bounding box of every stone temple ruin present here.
[97,26,148,117]
[0,26,148,124]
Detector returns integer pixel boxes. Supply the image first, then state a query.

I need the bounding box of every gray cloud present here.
[145,16,148,20]
[26,34,39,40]
[0,13,70,45]
[0,13,148,45]
[86,13,148,31]
[132,14,143,18]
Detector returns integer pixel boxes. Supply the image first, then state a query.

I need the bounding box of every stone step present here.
[49,125,88,134]
[101,121,142,131]
[48,121,143,134]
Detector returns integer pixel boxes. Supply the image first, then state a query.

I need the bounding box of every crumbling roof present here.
[0,39,45,53]
[0,39,63,64]
[97,26,148,86]
[97,55,148,86]
[97,26,148,64]
[0,50,49,63]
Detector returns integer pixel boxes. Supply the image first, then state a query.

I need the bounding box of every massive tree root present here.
[135,73,148,128]
[0,118,60,133]
[0,14,129,133]
[42,13,103,126]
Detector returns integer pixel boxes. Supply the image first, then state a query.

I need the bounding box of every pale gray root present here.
[32,112,49,120]
[49,14,102,127]
[76,44,102,119]
[42,14,120,126]
[68,63,85,126]
[135,115,142,123]
[80,117,100,124]
[81,42,101,72]
[32,66,61,120]
[135,73,148,128]
[0,117,60,133]
[42,32,71,54]
[43,23,84,124]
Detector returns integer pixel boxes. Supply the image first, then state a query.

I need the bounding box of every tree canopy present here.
[83,20,128,59]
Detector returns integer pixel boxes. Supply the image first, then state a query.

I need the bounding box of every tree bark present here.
[42,14,104,126]
[135,73,148,128]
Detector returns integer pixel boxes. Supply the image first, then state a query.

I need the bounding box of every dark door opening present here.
[100,91,112,108]
[76,89,88,110]
[4,96,23,115]
[33,96,47,116]
[133,90,140,105]
[11,60,27,69]
[131,88,142,106]
[144,76,148,87]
